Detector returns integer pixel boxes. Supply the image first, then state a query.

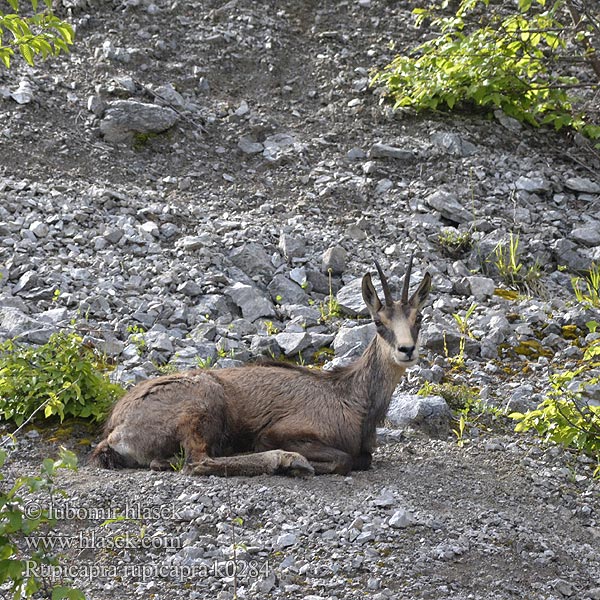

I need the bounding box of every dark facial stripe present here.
[375,321,397,347]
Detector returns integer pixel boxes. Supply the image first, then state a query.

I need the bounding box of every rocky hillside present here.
[0,0,599,599]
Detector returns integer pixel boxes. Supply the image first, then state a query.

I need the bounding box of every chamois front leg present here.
[282,441,355,475]
[186,450,315,477]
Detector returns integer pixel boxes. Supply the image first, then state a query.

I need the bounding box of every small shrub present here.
[371,0,600,143]
[511,342,600,476]
[0,445,84,599]
[0,332,124,426]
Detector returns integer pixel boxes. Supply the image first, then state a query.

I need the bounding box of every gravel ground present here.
[0,0,599,598]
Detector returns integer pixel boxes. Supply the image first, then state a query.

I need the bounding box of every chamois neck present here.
[348,336,405,442]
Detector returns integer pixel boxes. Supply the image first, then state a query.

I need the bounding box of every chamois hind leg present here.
[281,441,354,475]
[176,406,314,477]
[186,450,315,477]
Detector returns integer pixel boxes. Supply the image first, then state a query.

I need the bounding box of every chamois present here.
[90,258,431,476]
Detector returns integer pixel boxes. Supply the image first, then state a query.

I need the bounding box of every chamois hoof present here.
[277,451,315,477]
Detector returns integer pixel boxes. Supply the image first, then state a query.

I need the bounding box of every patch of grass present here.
[572,263,600,309]
[438,228,473,258]
[319,269,342,322]
[493,234,543,294]
[418,381,479,411]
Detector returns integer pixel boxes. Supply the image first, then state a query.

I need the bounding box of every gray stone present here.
[238,136,264,154]
[565,177,600,194]
[389,508,413,529]
[250,335,281,357]
[144,331,174,354]
[275,533,297,549]
[372,488,396,507]
[177,234,213,251]
[278,233,305,259]
[332,323,375,357]
[275,331,311,356]
[268,274,308,305]
[467,276,496,300]
[494,109,522,131]
[177,281,203,297]
[431,132,477,157]
[424,190,472,224]
[0,307,39,338]
[153,83,185,108]
[229,243,274,278]
[322,245,347,275]
[387,393,452,438]
[225,282,274,322]
[336,278,370,316]
[29,221,49,238]
[369,143,415,161]
[375,178,393,194]
[12,271,41,295]
[347,147,366,160]
[99,100,179,143]
[571,224,600,247]
[263,133,298,162]
[515,176,551,194]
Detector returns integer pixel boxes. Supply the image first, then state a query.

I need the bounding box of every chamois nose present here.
[398,345,415,358]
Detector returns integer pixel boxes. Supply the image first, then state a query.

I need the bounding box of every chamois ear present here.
[409,272,432,310]
[362,273,382,317]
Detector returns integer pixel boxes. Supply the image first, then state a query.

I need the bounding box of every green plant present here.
[438,228,473,257]
[511,343,600,476]
[443,331,467,370]
[572,263,600,308]
[371,0,600,143]
[494,234,542,293]
[169,446,186,472]
[452,302,477,338]
[0,0,74,68]
[196,356,214,369]
[319,270,342,322]
[264,321,279,336]
[419,381,480,410]
[0,444,84,599]
[0,332,124,425]
[126,325,146,356]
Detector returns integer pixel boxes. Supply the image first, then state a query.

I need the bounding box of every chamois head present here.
[361,255,432,367]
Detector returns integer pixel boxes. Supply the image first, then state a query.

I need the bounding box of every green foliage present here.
[418,381,480,410]
[319,270,342,322]
[438,228,473,257]
[493,234,543,294]
[510,340,600,475]
[196,356,214,369]
[0,445,85,599]
[0,332,124,426]
[371,0,600,142]
[452,302,477,337]
[572,262,600,308]
[0,0,74,68]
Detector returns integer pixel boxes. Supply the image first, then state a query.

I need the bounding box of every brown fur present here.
[89,265,431,476]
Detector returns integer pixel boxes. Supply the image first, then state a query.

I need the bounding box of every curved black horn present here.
[374,260,393,306]
[401,252,414,304]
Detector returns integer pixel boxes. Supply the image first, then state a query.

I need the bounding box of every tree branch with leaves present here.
[0,0,74,69]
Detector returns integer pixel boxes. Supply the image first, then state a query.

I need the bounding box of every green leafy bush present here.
[511,341,600,476]
[0,332,124,425]
[0,0,74,68]
[0,445,84,599]
[371,0,600,142]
